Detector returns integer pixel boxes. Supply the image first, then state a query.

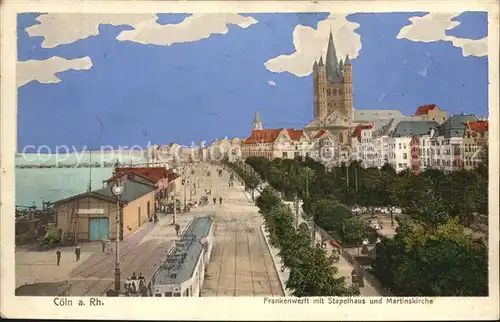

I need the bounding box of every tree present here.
[391,237,487,296]
[245,174,260,201]
[256,187,281,214]
[376,217,488,296]
[286,246,359,297]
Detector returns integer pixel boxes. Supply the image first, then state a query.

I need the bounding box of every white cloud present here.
[26,14,157,48]
[396,13,487,57]
[268,80,276,86]
[17,56,93,87]
[264,14,362,77]
[25,13,258,48]
[116,14,258,45]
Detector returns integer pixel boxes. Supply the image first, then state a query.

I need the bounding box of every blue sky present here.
[17,12,488,150]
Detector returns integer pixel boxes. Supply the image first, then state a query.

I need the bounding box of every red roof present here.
[167,172,179,182]
[466,120,488,132]
[287,129,304,141]
[115,167,167,181]
[106,171,156,184]
[415,104,437,116]
[313,130,327,139]
[244,129,283,144]
[352,124,373,139]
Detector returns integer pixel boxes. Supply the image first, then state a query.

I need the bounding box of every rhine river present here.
[15,152,147,207]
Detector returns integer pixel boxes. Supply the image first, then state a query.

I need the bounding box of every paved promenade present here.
[200,165,283,297]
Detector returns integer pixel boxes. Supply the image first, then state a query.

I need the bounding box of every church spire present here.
[253,110,263,130]
[326,31,343,83]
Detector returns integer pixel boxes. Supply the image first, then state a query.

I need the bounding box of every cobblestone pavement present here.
[200,165,283,297]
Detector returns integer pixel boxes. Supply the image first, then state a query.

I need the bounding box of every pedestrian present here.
[74,245,81,261]
[131,272,138,280]
[175,223,180,237]
[56,248,61,266]
[219,197,223,206]
[101,236,107,252]
[138,272,145,280]
[213,197,216,205]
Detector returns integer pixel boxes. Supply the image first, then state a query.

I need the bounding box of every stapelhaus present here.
[54,179,156,243]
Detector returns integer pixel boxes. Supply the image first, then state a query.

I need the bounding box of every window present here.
[164,292,173,297]
[294,152,300,158]
[403,153,407,160]
[399,143,402,149]
[155,294,162,297]
[282,152,288,158]
[173,292,181,297]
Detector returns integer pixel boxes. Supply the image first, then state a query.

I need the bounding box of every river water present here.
[15,152,147,207]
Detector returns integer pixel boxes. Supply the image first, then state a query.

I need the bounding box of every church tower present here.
[312,32,354,122]
[253,110,263,130]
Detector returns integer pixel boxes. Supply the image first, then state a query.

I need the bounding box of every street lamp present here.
[111,181,124,294]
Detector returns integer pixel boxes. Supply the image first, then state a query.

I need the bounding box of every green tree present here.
[245,174,260,201]
[286,246,359,297]
[256,187,281,214]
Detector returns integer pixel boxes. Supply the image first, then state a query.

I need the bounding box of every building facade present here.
[463,119,488,170]
[55,180,156,243]
[430,114,478,172]
[414,104,448,124]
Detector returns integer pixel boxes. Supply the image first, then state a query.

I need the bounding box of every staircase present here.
[66,205,79,245]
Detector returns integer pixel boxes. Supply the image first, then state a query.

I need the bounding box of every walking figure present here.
[131,272,138,280]
[219,197,223,206]
[101,236,107,252]
[74,245,81,261]
[175,223,180,237]
[56,248,61,266]
[213,197,217,205]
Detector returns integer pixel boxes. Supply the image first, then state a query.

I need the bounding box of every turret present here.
[342,55,353,121]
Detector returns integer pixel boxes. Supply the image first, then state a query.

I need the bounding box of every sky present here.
[17,12,488,151]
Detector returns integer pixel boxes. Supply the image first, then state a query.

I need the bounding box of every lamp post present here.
[111,181,124,294]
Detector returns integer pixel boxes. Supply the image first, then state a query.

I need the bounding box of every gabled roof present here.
[287,129,305,141]
[243,129,283,144]
[116,167,167,181]
[390,120,440,138]
[465,120,488,132]
[415,104,437,116]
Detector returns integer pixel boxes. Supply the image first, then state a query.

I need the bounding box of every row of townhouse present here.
[351,114,488,174]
